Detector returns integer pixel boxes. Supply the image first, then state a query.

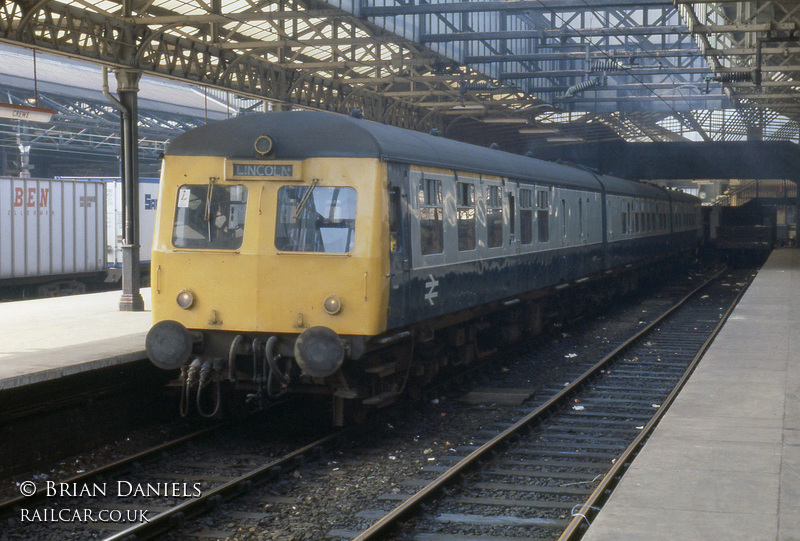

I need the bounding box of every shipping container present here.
[110,176,158,266]
[0,177,106,285]
[58,176,159,266]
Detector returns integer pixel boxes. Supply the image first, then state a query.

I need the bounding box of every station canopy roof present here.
[0,0,798,153]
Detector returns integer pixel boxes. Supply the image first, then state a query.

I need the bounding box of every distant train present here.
[145,111,701,423]
[0,176,157,296]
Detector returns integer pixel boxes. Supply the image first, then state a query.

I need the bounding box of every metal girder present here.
[0,0,530,134]
[372,0,729,123]
[423,26,688,43]
[680,0,800,136]
[0,83,189,154]
[466,49,704,64]
[0,0,796,158]
[129,11,346,24]
[528,141,800,183]
[362,0,672,17]
[500,67,712,79]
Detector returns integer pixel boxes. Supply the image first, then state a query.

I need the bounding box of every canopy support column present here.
[115,69,145,312]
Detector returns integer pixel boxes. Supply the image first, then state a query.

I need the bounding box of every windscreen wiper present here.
[204,177,217,241]
[294,177,319,219]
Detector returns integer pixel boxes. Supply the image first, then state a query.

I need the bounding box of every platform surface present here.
[583,248,799,541]
[0,289,152,389]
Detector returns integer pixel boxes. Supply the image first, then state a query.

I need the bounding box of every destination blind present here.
[232,163,294,178]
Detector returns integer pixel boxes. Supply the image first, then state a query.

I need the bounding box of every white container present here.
[103,177,159,267]
[0,177,106,282]
[58,176,159,267]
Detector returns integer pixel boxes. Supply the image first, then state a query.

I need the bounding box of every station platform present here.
[0,289,152,390]
[583,248,799,540]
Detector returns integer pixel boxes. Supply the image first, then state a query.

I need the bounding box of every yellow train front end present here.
[146,151,391,417]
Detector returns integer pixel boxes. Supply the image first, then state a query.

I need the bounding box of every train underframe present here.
[171,254,685,426]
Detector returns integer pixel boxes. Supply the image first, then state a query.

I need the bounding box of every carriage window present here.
[275,185,356,253]
[537,189,549,243]
[621,212,628,234]
[509,193,516,239]
[626,202,632,234]
[419,178,444,255]
[457,182,476,251]
[487,185,503,248]
[519,189,533,245]
[173,184,247,250]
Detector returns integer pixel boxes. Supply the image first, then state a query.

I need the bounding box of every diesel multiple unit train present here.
[145,110,701,423]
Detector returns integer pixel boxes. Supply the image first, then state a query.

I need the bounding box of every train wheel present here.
[333,396,370,426]
[407,379,424,401]
[346,402,370,425]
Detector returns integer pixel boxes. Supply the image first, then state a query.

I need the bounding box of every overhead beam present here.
[130,11,343,24]
[423,26,687,43]
[218,38,377,49]
[733,93,800,100]
[706,46,800,56]
[530,82,716,92]
[692,23,797,34]
[500,67,712,78]
[0,0,453,132]
[527,141,800,183]
[466,48,703,64]
[559,93,728,101]
[362,0,671,17]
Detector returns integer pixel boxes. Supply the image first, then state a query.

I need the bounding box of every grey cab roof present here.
[166,110,677,199]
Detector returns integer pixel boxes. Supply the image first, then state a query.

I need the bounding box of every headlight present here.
[323,295,342,315]
[176,290,195,309]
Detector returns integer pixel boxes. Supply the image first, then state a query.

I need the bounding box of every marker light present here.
[177,290,195,309]
[323,296,342,315]
[254,135,274,156]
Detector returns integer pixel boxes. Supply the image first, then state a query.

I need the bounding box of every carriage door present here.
[507,180,521,255]
[387,162,411,325]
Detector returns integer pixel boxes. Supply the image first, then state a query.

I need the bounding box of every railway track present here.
[0,266,752,540]
[0,404,345,540]
[348,267,753,540]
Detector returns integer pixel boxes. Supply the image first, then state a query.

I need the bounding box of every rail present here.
[558,266,752,539]
[103,431,345,541]
[351,266,750,540]
[0,424,225,517]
